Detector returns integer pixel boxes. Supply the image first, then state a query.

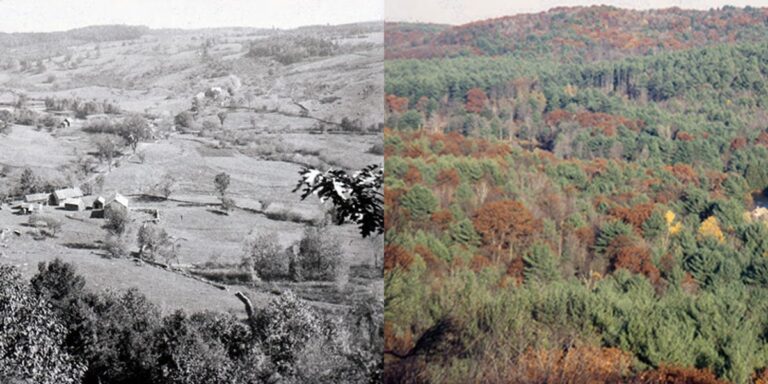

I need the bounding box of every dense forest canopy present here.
[385,5,768,384]
[386,5,768,61]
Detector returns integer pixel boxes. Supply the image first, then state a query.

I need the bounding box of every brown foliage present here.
[470,254,493,272]
[665,163,699,186]
[414,244,446,277]
[632,365,727,384]
[384,244,414,272]
[503,346,632,384]
[545,109,644,136]
[607,235,660,283]
[730,136,748,151]
[430,210,453,230]
[506,256,525,286]
[610,202,656,232]
[435,168,460,187]
[575,226,596,248]
[465,87,488,114]
[757,131,768,147]
[675,131,694,141]
[473,200,540,262]
[386,94,409,114]
[384,187,407,232]
[386,7,768,61]
[752,367,768,384]
[404,165,423,184]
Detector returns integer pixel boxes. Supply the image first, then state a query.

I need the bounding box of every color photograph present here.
[384,1,768,383]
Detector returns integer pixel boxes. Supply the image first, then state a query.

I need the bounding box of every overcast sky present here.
[386,0,768,25]
[0,0,384,33]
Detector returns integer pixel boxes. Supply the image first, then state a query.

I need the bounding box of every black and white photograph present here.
[0,1,383,383]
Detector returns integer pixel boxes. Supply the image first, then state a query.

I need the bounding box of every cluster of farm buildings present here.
[9,187,129,217]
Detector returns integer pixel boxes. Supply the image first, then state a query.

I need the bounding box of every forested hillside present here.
[384,6,768,384]
[386,5,768,60]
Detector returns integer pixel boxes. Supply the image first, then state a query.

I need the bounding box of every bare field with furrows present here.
[0,22,383,316]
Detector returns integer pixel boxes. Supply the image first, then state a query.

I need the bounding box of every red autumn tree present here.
[756,131,768,147]
[384,244,414,272]
[473,200,540,263]
[676,131,694,141]
[386,94,409,114]
[465,88,488,114]
[610,202,656,232]
[403,165,422,184]
[666,163,699,185]
[430,210,453,230]
[435,168,460,188]
[606,235,660,283]
[730,136,748,151]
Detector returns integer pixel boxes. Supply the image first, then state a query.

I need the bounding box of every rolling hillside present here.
[386,6,768,61]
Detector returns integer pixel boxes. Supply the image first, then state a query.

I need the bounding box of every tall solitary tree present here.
[214,172,231,197]
[119,114,152,153]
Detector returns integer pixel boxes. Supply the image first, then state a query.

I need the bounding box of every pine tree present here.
[523,242,560,283]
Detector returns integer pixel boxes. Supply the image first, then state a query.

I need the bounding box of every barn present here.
[50,187,83,206]
[17,202,43,215]
[91,192,129,218]
[92,196,106,210]
[106,192,129,211]
[63,198,85,211]
[24,193,49,204]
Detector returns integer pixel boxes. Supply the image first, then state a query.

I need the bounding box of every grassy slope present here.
[0,23,383,313]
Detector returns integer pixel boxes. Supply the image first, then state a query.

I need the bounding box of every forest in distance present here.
[384,5,768,384]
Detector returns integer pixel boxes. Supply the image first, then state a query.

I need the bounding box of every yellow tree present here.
[698,216,725,244]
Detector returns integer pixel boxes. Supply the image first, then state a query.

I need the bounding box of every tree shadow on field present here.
[62,242,103,250]
[131,194,167,203]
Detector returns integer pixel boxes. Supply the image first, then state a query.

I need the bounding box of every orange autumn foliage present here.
[435,168,460,187]
[473,200,540,261]
[634,365,727,384]
[752,367,768,384]
[465,87,488,114]
[666,163,699,185]
[610,202,656,232]
[470,254,493,272]
[506,346,632,384]
[386,94,409,114]
[384,244,414,272]
[430,210,454,230]
[506,256,525,285]
[403,165,422,184]
[676,131,695,141]
[575,226,596,248]
[607,235,661,283]
[403,143,427,158]
[545,109,644,136]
